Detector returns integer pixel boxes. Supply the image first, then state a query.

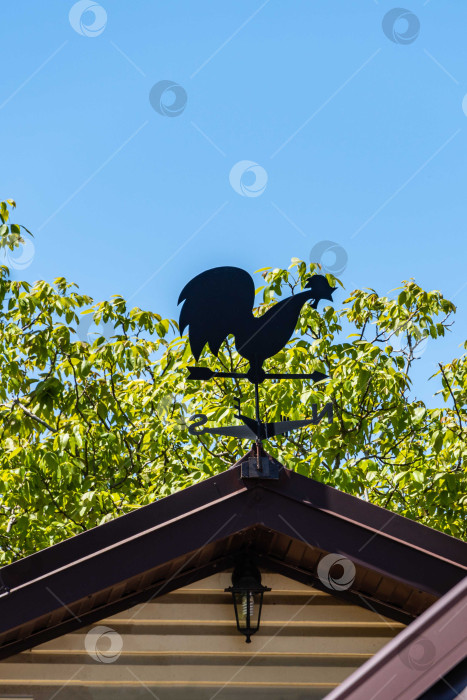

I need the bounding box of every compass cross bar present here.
[186,366,328,383]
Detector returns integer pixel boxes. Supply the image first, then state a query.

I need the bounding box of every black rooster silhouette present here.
[178,266,336,383]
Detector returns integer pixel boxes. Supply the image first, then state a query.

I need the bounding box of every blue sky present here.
[2,1,467,405]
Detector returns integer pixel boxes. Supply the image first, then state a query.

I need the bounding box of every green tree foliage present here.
[0,200,465,563]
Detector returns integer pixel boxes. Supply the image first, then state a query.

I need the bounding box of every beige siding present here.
[0,572,403,699]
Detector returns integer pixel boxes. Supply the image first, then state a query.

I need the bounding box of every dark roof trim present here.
[324,574,467,700]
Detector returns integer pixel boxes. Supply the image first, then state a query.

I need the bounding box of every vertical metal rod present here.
[254,382,261,427]
[254,382,262,471]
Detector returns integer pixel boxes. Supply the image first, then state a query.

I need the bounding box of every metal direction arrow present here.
[187,366,328,383]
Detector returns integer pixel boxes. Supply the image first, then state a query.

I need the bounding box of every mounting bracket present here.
[241,456,280,480]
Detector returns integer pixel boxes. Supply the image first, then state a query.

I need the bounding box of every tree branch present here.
[11,399,56,433]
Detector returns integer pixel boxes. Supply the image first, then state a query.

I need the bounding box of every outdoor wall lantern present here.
[225,558,271,643]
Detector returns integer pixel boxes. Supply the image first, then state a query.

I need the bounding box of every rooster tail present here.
[178,266,255,360]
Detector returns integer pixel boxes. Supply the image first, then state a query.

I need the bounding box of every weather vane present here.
[178,266,335,476]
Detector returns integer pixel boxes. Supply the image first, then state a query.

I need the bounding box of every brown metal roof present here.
[0,451,465,662]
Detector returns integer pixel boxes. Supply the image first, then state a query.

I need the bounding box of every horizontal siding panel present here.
[9,633,394,654]
[182,573,317,590]
[0,659,374,683]
[7,650,373,665]
[112,600,397,624]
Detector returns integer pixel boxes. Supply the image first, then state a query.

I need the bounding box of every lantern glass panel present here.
[235,591,260,630]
